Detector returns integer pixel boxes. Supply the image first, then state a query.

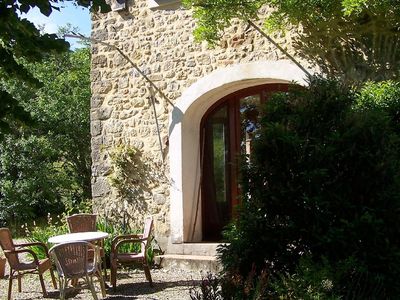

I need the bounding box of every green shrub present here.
[218,78,400,298]
[189,272,223,300]
[269,256,340,299]
[96,217,141,259]
[0,49,92,228]
[190,268,269,300]
[97,217,161,267]
[24,214,68,259]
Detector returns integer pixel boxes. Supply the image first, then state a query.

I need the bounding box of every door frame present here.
[200,83,289,241]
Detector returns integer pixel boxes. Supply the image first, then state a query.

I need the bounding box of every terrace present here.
[0,266,202,299]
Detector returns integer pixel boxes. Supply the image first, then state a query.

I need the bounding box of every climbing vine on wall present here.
[110,145,145,199]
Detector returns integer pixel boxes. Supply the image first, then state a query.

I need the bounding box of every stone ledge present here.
[148,0,181,10]
[157,254,217,261]
[156,254,221,272]
[167,242,224,256]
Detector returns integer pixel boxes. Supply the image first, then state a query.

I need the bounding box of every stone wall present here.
[90,0,303,248]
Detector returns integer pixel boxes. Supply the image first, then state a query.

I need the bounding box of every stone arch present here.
[169,60,309,244]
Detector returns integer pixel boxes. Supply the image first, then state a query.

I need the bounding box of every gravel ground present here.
[0,266,204,299]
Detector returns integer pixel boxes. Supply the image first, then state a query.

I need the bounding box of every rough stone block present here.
[153,193,166,205]
[92,55,108,67]
[97,107,113,120]
[91,120,102,136]
[92,177,111,197]
[91,96,104,108]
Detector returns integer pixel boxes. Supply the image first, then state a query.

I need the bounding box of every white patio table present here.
[48,231,108,244]
[48,231,110,290]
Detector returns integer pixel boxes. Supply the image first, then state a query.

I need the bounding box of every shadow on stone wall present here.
[107,145,167,228]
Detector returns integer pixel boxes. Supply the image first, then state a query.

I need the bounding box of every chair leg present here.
[38,272,48,297]
[96,270,106,298]
[102,255,107,281]
[50,268,58,289]
[17,272,22,292]
[59,278,66,300]
[87,275,99,300]
[110,260,117,291]
[8,270,13,300]
[143,264,153,287]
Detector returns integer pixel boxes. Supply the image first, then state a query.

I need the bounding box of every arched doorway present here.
[169,61,308,244]
[200,83,289,241]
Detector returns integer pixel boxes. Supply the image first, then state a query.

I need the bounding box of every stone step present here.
[156,254,221,273]
[166,242,223,257]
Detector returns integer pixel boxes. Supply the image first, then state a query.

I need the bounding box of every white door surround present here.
[169,60,309,244]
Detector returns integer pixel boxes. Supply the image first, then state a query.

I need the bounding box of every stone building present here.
[90,0,309,266]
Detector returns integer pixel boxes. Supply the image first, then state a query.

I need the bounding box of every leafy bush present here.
[190,272,223,300]
[24,214,68,259]
[96,216,142,260]
[269,256,339,299]
[218,78,400,298]
[24,199,93,259]
[0,48,91,227]
[357,81,400,134]
[96,217,161,267]
[189,268,269,300]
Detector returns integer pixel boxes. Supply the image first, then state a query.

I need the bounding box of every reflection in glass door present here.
[240,94,261,157]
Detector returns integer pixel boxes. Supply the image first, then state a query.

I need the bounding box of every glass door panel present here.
[201,84,290,241]
[202,104,231,241]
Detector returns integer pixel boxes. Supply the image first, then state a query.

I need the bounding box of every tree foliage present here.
[218,78,400,298]
[183,0,400,83]
[0,0,109,135]
[0,48,92,226]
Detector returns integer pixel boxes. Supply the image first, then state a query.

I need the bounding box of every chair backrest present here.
[0,228,19,267]
[141,217,153,255]
[67,214,97,233]
[50,241,92,278]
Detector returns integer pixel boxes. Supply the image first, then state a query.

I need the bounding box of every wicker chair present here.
[67,214,97,233]
[110,216,153,291]
[50,241,106,300]
[67,213,107,279]
[0,227,57,300]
